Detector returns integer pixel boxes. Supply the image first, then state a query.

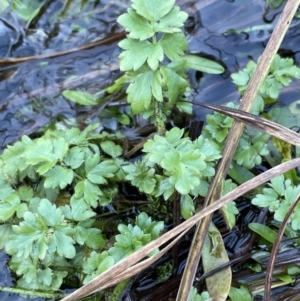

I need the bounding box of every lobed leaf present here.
[131,0,174,22]
[117,8,155,40]
[75,180,102,208]
[127,70,154,113]
[100,140,122,158]
[87,160,119,184]
[160,66,188,102]
[44,165,74,189]
[63,146,85,169]
[159,33,188,60]
[155,6,188,33]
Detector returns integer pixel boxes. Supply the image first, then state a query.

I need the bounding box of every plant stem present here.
[155,101,166,135]
[176,0,300,300]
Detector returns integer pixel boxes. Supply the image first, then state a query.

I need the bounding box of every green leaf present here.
[11,0,45,22]
[204,102,236,143]
[100,140,122,158]
[119,39,163,71]
[151,70,163,101]
[0,194,25,221]
[180,195,195,220]
[188,287,210,301]
[147,43,164,70]
[229,286,253,301]
[6,211,48,259]
[63,146,85,169]
[62,196,96,221]
[44,165,74,189]
[181,54,224,74]
[155,6,188,33]
[160,66,188,102]
[1,135,33,176]
[106,74,129,94]
[62,90,98,105]
[124,162,156,194]
[24,137,68,172]
[231,70,250,86]
[48,227,76,259]
[0,224,13,249]
[83,251,115,284]
[87,160,119,184]
[159,33,188,60]
[75,226,105,249]
[131,0,174,22]
[0,179,16,201]
[127,70,154,113]
[74,180,102,208]
[17,185,34,201]
[117,8,155,40]
[37,198,64,227]
[0,0,9,14]
[248,223,277,243]
[109,213,164,262]
[234,127,270,169]
[221,180,238,229]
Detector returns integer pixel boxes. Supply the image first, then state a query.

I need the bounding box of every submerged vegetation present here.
[1,0,300,300]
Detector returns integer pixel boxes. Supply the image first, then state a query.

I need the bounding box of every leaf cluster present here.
[0,124,125,290]
[231,54,300,112]
[123,127,221,219]
[203,107,270,170]
[82,212,164,283]
[252,175,300,230]
[188,287,210,301]
[109,0,224,116]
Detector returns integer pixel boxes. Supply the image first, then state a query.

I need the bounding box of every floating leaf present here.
[63,90,98,105]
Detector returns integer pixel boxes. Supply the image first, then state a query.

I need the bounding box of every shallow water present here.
[0,0,300,300]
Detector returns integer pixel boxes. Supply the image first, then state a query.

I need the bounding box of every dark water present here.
[0,0,300,300]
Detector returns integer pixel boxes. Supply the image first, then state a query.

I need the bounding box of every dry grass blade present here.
[191,101,300,146]
[0,32,125,64]
[176,1,300,299]
[60,158,300,301]
[264,193,300,301]
[85,228,190,295]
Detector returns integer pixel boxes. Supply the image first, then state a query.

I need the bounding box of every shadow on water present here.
[1,0,300,300]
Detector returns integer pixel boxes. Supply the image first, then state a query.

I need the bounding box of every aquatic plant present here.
[1,0,300,300]
[64,0,224,132]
